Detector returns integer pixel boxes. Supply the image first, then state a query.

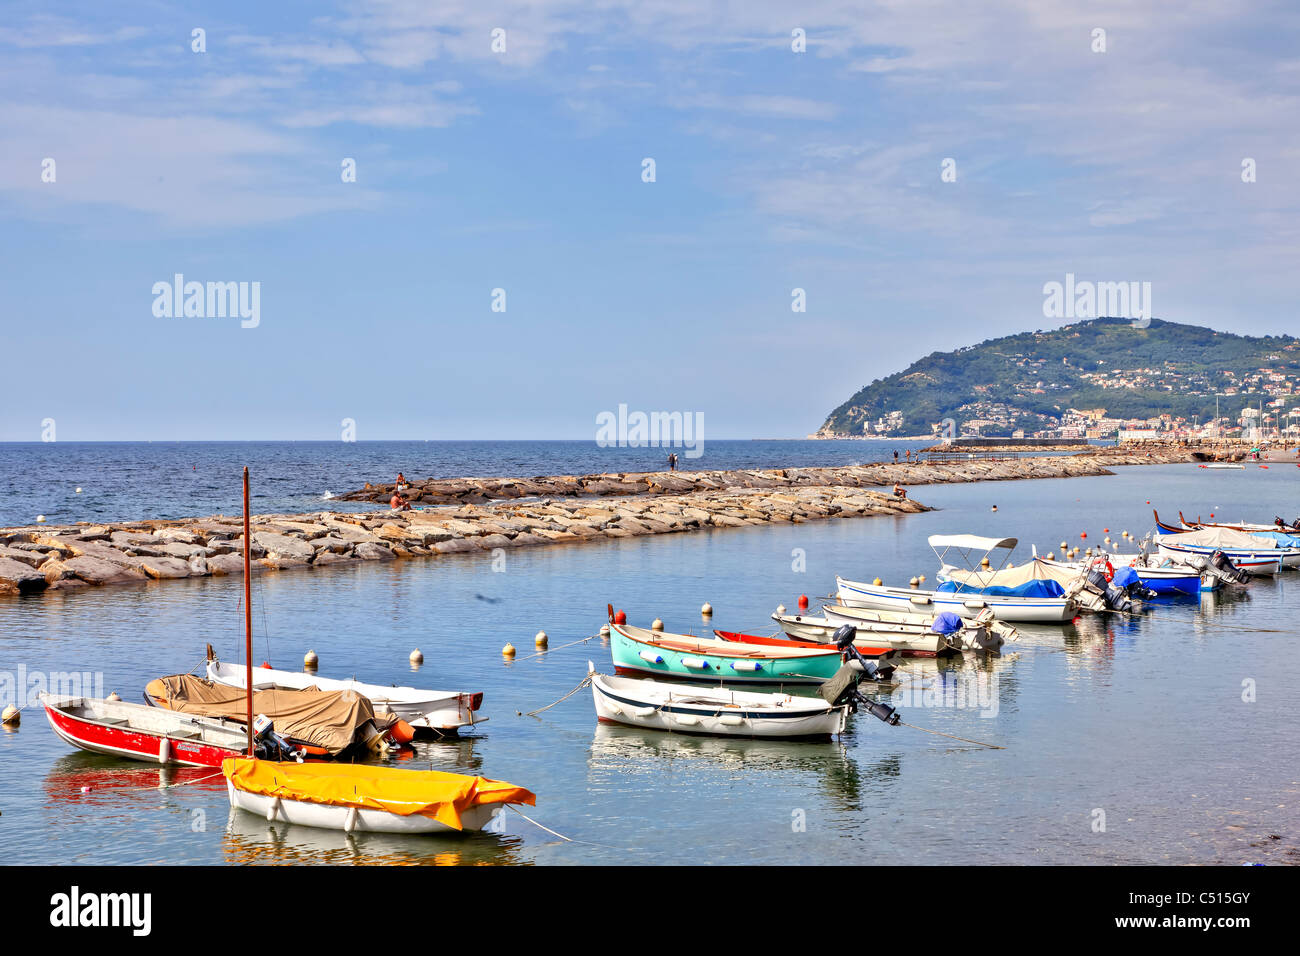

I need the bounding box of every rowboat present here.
[223,758,534,834]
[146,673,404,757]
[1175,510,1300,535]
[610,621,843,684]
[712,629,897,661]
[1153,528,1287,574]
[822,603,1015,651]
[774,611,951,655]
[1201,462,1245,469]
[222,467,535,836]
[40,693,249,768]
[205,655,483,735]
[588,662,849,739]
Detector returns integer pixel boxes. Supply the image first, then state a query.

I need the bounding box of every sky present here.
[1,0,1298,441]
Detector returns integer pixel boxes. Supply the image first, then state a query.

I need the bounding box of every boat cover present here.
[1111,566,1140,589]
[146,675,395,755]
[930,612,964,635]
[1161,528,1285,550]
[222,758,535,830]
[938,559,1068,598]
[1250,530,1300,548]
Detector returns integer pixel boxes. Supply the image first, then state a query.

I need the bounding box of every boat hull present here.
[1155,543,1280,575]
[226,781,502,834]
[591,674,846,739]
[207,660,481,733]
[773,612,950,656]
[836,577,1075,624]
[42,694,244,768]
[610,624,842,684]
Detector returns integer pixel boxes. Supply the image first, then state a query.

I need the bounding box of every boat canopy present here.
[222,758,535,830]
[927,534,1018,552]
[146,674,394,756]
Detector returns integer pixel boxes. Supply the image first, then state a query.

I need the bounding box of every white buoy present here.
[36,515,45,523]
[304,649,319,668]
[75,487,82,494]
[1047,552,1055,560]
[502,643,516,658]
[775,604,786,615]
[701,602,713,616]
[909,576,919,588]
[107,691,121,702]
[599,624,610,638]
[535,630,548,648]
[651,618,664,631]
[918,574,926,583]
[409,648,423,664]
[1,706,19,726]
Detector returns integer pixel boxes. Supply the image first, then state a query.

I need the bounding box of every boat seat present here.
[169,729,200,739]
[99,717,128,725]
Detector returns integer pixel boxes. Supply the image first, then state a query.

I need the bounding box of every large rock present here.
[136,556,192,579]
[0,556,48,593]
[0,545,47,569]
[252,532,315,564]
[354,542,396,561]
[60,555,148,586]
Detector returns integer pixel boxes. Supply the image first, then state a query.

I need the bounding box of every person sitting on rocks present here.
[396,472,407,489]
[893,483,907,499]
[390,490,411,511]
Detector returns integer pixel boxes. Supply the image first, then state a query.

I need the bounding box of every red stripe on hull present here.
[44,706,240,768]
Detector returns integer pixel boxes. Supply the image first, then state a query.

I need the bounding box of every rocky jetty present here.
[338,449,1189,508]
[0,485,928,597]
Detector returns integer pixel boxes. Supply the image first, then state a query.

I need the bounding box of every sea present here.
[1,442,1296,865]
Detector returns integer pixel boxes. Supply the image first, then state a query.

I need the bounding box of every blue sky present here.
[2,1,1298,441]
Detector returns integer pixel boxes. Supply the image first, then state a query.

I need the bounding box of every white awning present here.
[927,534,1018,552]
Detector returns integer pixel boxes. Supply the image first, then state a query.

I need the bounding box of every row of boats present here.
[583,510,1299,741]
[35,471,1295,839]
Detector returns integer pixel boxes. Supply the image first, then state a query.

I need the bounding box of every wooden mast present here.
[243,466,253,757]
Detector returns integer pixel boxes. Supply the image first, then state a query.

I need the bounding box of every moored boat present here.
[588,662,849,739]
[40,693,250,768]
[1153,528,1287,574]
[610,621,843,684]
[822,603,1016,651]
[205,653,483,735]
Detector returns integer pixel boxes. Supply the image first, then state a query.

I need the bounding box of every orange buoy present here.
[798,594,809,610]
[1103,528,1109,533]
[1080,532,1087,539]
[614,609,627,625]
[260,661,272,669]
[388,719,416,745]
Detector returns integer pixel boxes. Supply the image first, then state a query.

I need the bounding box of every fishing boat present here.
[222,467,535,835]
[205,652,484,735]
[146,673,406,757]
[1175,510,1300,535]
[837,535,1077,623]
[588,663,849,738]
[40,693,251,768]
[1154,528,1287,574]
[712,629,896,660]
[773,604,1012,654]
[610,621,843,684]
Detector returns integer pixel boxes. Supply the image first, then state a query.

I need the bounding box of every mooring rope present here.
[895,720,1005,749]
[511,634,600,664]
[524,675,593,716]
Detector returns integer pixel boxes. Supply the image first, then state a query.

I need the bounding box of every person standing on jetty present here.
[667,452,678,471]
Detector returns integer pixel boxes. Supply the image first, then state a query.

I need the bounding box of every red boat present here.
[40,693,249,768]
[712,630,898,660]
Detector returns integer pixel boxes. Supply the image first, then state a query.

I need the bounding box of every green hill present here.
[818,318,1300,438]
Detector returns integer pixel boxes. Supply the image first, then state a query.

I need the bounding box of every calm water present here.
[0,439,1104,528]
[2,462,1297,865]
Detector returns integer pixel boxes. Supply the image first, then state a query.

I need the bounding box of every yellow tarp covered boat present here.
[223,758,536,833]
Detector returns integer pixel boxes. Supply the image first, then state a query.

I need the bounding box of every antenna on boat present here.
[243,466,254,757]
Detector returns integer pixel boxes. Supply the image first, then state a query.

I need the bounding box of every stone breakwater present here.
[338,450,1189,507]
[0,485,928,597]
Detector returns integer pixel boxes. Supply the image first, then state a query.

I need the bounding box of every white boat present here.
[1203,463,1245,469]
[1154,528,1287,574]
[838,535,1077,624]
[206,656,484,734]
[588,662,847,738]
[773,604,1013,654]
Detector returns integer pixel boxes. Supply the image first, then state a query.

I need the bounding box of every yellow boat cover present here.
[223,758,536,830]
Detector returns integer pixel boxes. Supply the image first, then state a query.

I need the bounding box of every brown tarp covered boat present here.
[145,674,396,756]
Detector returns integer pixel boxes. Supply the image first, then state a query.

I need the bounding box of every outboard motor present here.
[1086,567,1132,611]
[252,713,304,762]
[1111,565,1157,602]
[1210,549,1251,584]
[816,625,901,725]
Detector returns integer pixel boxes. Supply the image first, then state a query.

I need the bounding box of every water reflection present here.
[43,751,226,806]
[221,807,528,865]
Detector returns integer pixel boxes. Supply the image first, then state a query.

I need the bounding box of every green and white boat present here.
[610,622,842,685]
